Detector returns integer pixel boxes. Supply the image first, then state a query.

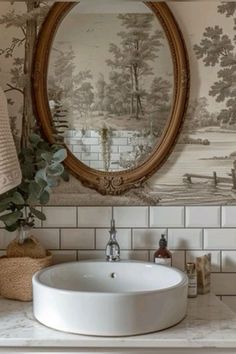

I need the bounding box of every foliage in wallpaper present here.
[0,1,235,205]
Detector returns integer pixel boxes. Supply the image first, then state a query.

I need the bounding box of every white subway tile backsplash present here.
[211,273,236,295]
[121,250,149,261]
[33,229,60,249]
[96,229,131,250]
[204,229,236,249]
[51,250,77,264]
[171,250,185,271]
[222,251,236,272]
[222,207,236,227]
[168,229,202,250]
[61,229,94,249]
[0,230,17,249]
[186,250,220,272]
[15,205,236,298]
[150,207,184,227]
[222,296,236,313]
[42,207,76,228]
[78,250,104,260]
[113,207,148,227]
[186,206,220,227]
[133,229,166,249]
[78,207,112,227]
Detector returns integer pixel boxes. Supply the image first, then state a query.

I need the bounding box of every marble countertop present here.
[0,294,236,349]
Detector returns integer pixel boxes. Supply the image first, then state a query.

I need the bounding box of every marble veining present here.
[0,294,235,349]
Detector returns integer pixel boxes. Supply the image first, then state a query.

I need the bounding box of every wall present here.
[0,1,236,313]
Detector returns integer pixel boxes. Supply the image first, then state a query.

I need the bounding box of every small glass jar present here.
[186,262,197,298]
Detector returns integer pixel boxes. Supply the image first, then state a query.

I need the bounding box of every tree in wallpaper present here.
[194,2,236,128]
[48,46,96,133]
[0,2,48,148]
[106,14,165,120]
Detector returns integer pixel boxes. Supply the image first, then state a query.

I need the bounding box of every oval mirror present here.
[32,1,189,195]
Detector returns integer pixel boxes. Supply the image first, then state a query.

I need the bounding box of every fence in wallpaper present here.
[0,205,236,312]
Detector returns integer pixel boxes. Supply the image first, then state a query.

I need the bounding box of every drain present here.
[110,272,117,278]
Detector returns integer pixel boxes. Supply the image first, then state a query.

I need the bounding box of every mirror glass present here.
[47,1,174,172]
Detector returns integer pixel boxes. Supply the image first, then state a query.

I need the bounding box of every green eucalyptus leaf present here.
[0,204,9,213]
[46,176,59,188]
[29,207,46,221]
[37,141,50,150]
[11,191,25,205]
[18,182,30,193]
[39,190,50,205]
[35,168,47,182]
[52,148,67,163]
[61,169,70,182]
[41,152,52,163]
[0,210,22,227]
[36,178,48,189]
[27,194,38,205]
[29,181,42,198]
[0,196,12,207]
[22,163,35,179]
[47,163,64,176]
[5,223,19,232]
[29,133,42,146]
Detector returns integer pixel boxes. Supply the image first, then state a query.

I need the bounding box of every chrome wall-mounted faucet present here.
[105,219,120,262]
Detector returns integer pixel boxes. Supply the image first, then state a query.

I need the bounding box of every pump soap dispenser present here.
[154,234,172,266]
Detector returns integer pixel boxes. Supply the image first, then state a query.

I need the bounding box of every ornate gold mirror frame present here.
[32,2,189,195]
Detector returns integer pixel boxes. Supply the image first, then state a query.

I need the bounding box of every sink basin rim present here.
[33,260,188,296]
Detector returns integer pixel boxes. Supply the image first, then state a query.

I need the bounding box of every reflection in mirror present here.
[47,1,174,172]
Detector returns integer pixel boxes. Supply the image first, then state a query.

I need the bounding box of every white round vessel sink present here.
[33,260,188,336]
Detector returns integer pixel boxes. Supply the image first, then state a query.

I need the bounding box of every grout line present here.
[59,229,62,249]
[220,250,222,273]
[112,206,114,220]
[148,206,150,228]
[76,206,78,228]
[93,228,97,250]
[201,228,204,250]
[131,228,134,250]
[184,205,186,228]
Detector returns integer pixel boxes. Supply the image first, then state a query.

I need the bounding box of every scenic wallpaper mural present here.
[0,1,235,205]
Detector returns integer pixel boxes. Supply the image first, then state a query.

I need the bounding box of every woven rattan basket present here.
[0,252,52,301]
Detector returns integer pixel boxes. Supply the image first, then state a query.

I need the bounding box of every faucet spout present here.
[106,219,120,262]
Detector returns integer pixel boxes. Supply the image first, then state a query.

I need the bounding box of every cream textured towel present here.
[0,86,22,194]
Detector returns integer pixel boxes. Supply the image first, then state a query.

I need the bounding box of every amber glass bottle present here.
[154,234,172,266]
